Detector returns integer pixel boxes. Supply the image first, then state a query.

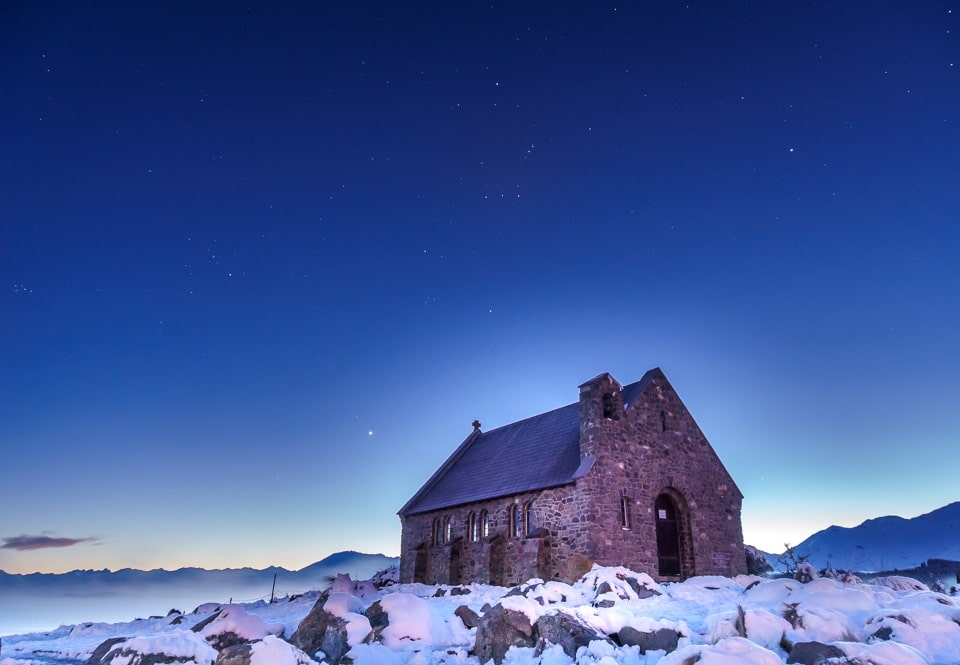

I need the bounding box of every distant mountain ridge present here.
[0,550,400,591]
[0,551,399,635]
[784,501,960,573]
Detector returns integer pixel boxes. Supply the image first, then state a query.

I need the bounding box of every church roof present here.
[398,369,659,516]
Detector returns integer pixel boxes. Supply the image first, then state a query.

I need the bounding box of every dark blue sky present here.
[2,2,958,574]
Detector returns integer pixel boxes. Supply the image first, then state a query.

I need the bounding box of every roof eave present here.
[399,478,579,517]
[398,428,482,517]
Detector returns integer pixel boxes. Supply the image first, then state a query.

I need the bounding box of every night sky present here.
[2,2,958,575]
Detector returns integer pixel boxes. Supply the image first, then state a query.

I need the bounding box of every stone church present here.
[398,368,746,585]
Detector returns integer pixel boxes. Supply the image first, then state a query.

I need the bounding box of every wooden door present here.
[655,494,681,576]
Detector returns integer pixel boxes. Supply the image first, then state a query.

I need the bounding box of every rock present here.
[533,612,611,658]
[194,605,283,651]
[215,636,319,665]
[365,600,389,631]
[83,634,216,665]
[455,605,481,629]
[594,600,616,608]
[83,637,127,665]
[289,597,349,664]
[193,603,222,615]
[330,573,354,594]
[434,588,447,597]
[870,626,893,641]
[617,626,680,654]
[191,609,223,633]
[215,643,253,665]
[451,586,471,596]
[474,604,535,665]
[621,574,660,599]
[786,641,847,665]
[206,631,246,652]
[735,605,747,637]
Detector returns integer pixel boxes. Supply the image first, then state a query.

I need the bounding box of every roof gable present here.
[398,369,662,516]
[398,402,582,516]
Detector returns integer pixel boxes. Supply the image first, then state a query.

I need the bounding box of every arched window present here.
[511,504,522,538]
[468,512,478,542]
[432,517,442,546]
[443,516,453,543]
[524,501,535,535]
[480,510,490,539]
[602,392,616,419]
[620,496,632,530]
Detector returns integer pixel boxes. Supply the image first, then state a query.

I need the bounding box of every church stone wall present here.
[399,482,597,586]
[577,372,746,578]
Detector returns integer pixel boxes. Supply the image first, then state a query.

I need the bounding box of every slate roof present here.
[398,369,659,516]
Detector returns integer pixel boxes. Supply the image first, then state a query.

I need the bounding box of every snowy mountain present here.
[785,501,960,573]
[0,551,397,636]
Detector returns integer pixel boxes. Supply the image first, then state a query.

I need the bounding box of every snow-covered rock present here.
[5,565,960,665]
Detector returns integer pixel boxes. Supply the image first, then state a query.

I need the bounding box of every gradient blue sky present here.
[2,2,958,575]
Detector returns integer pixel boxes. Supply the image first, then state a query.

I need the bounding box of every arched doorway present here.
[655,493,682,577]
[489,535,506,585]
[536,537,553,580]
[449,539,463,585]
[413,544,428,583]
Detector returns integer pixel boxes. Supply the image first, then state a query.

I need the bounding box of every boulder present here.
[215,637,316,665]
[786,641,847,665]
[289,597,349,664]
[191,610,223,633]
[364,600,389,632]
[83,633,216,665]
[455,605,481,629]
[617,626,680,654]
[533,612,611,658]
[622,574,660,599]
[473,604,535,665]
[215,643,253,665]
[83,637,127,665]
[193,605,283,651]
[193,603,222,615]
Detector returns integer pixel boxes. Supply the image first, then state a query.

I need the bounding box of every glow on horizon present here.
[5,495,958,575]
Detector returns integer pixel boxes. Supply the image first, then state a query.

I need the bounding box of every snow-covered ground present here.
[3,566,959,665]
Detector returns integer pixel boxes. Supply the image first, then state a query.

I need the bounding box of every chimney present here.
[577,372,623,458]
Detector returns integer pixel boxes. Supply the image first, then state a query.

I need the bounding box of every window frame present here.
[620,496,632,530]
[480,510,489,539]
[468,512,479,542]
[510,504,522,538]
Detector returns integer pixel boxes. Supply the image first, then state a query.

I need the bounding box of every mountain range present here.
[771,501,960,573]
[0,551,398,636]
